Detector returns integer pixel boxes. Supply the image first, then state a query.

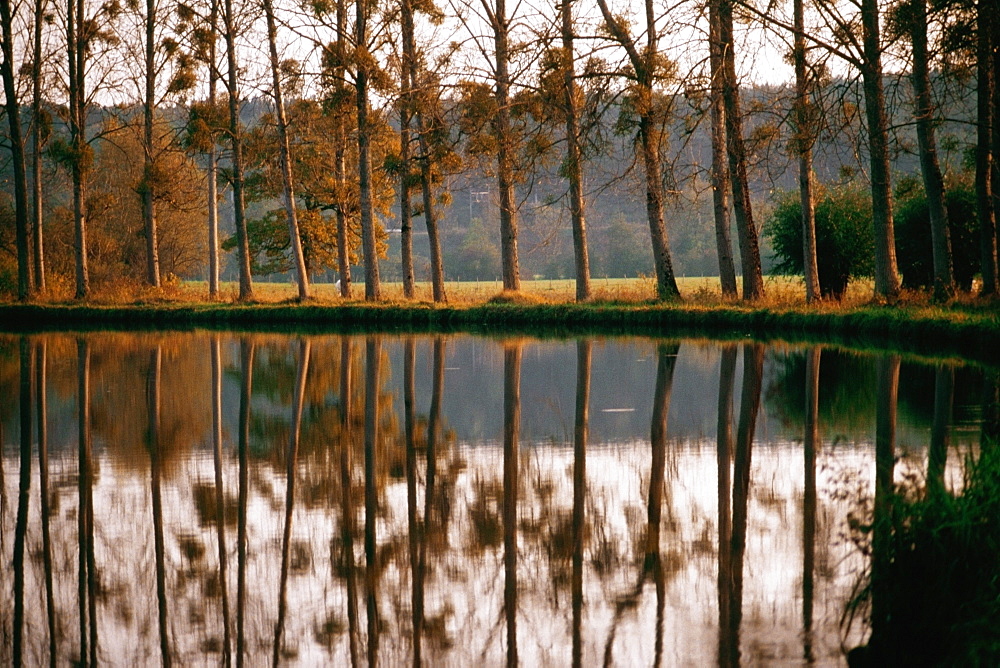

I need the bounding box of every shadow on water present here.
[3,331,1000,665]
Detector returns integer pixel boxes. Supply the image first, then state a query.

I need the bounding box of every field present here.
[175,276,879,307]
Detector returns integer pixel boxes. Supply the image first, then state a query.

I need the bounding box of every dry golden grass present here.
[171,275,881,307]
[24,275,995,315]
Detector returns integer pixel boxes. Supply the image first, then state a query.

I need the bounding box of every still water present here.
[0,332,992,666]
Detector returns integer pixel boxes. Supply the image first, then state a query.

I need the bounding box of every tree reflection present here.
[603,342,679,666]
[867,355,900,664]
[338,337,361,667]
[405,338,421,666]
[365,336,382,667]
[14,337,32,665]
[572,340,590,668]
[77,338,98,667]
[405,337,449,666]
[928,364,954,494]
[273,339,311,665]
[211,335,232,666]
[719,343,764,668]
[37,339,57,667]
[148,346,173,666]
[716,343,737,667]
[503,341,522,667]
[802,347,820,663]
[237,339,255,668]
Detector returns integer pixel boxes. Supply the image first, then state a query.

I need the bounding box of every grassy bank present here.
[1,290,998,366]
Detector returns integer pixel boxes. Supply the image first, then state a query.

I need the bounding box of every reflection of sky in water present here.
[0,332,986,664]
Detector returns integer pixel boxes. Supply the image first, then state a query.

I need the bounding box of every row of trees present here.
[0,0,998,302]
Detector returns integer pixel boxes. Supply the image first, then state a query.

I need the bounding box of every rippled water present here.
[0,332,990,665]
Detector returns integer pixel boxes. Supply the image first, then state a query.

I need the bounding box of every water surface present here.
[0,332,990,665]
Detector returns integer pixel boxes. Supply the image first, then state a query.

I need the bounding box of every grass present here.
[172,275,870,306]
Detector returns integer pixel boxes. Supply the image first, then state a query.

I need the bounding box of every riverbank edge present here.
[1,301,998,365]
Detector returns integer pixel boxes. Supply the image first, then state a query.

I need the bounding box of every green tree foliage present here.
[766,186,874,299]
[895,177,980,291]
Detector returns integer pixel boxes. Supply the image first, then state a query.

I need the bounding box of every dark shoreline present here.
[1,301,997,366]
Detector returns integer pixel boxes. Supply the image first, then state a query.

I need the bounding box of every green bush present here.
[894,178,980,291]
[765,186,874,299]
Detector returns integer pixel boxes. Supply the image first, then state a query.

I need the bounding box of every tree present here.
[792,0,821,302]
[739,0,903,299]
[860,0,902,299]
[356,0,382,299]
[397,0,416,298]
[707,0,737,298]
[220,0,253,300]
[87,126,209,282]
[117,0,200,289]
[716,0,765,300]
[397,0,450,302]
[976,0,998,296]
[239,97,393,279]
[30,0,48,292]
[57,0,122,298]
[262,0,310,299]
[556,0,591,300]
[595,0,682,300]
[894,0,955,300]
[178,0,224,298]
[452,0,524,291]
[0,0,32,299]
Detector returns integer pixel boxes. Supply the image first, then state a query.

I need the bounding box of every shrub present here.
[894,178,980,291]
[765,186,875,299]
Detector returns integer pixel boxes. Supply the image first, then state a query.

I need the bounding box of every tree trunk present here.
[402,6,446,301]
[416,129,446,301]
[147,347,172,666]
[69,0,89,298]
[143,0,161,288]
[363,337,381,664]
[560,0,591,301]
[708,2,737,298]
[263,0,310,300]
[223,0,253,301]
[0,0,32,300]
[31,0,45,292]
[910,0,954,300]
[502,342,521,665]
[357,0,381,300]
[990,1,1000,296]
[595,0,681,301]
[208,0,220,299]
[639,116,682,300]
[861,0,901,300]
[794,0,821,303]
[719,0,765,300]
[399,0,415,298]
[336,0,352,298]
[491,0,521,291]
[976,0,997,296]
